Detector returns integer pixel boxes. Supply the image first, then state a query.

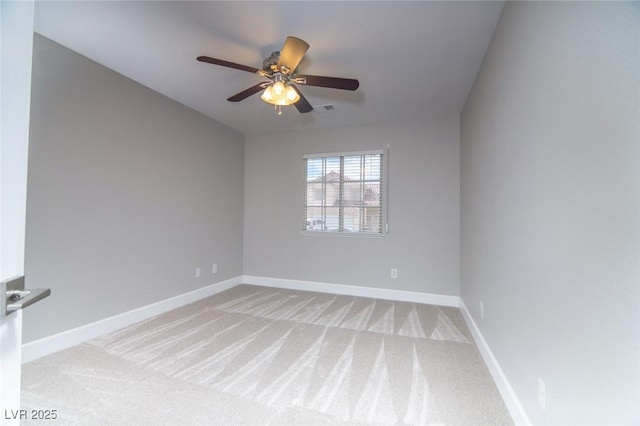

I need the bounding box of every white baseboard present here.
[459,299,531,426]
[242,275,460,307]
[22,276,243,363]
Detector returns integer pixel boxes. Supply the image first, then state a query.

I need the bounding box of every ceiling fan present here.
[197,36,359,115]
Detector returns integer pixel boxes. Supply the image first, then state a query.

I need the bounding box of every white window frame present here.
[302,149,387,237]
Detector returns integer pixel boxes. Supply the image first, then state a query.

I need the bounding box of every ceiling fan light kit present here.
[197,36,359,115]
[260,75,300,106]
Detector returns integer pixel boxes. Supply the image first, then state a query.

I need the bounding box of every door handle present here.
[1,276,51,317]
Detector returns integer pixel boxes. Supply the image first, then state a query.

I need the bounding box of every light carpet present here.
[21,284,513,425]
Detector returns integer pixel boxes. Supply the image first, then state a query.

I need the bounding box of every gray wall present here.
[24,35,245,343]
[244,117,460,295]
[461,2,639,424]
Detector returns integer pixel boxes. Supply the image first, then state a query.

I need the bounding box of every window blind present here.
[303,151,384,236]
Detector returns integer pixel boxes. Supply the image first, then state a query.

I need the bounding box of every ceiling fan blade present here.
[197,56,260,74]
[296,74,359,91]
[227,83,269,102]
[277,36,309,74]
[292,85,313,113]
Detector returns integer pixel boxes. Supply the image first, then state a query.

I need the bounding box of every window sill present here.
[300,231,384,238]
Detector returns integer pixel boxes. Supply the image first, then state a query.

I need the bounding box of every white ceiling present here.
[34,1,504,135]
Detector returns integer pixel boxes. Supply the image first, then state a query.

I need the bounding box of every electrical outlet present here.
[390,268,398,279]
[538,378,546,412]
[212,264,218,274]
[195,267,201,279]
[480,302,484,319]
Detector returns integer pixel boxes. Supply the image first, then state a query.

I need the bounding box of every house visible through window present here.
[303,151,384,235]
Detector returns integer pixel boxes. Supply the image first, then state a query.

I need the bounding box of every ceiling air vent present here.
[312,104,335,113]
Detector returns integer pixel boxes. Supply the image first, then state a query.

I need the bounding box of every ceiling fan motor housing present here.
[263,51,281,73]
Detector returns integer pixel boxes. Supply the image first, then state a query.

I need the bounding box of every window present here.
[303,150,384,236]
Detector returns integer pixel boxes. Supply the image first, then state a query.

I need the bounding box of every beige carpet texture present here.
[21,285,513,425]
